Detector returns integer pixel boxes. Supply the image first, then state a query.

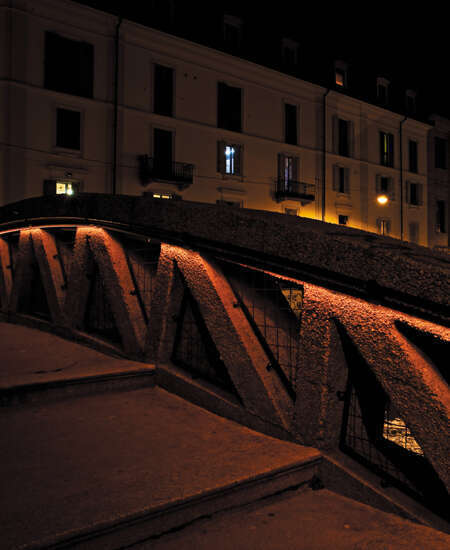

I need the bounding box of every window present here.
[43,179,80,195]
[154,64,174,117]
[223,14,243,52]
[380,131,394,167]
[284,103,297,145]
[216,199,242,207]
[45,32,93,98]
[217,141,242,176]
[338,214,348,226]
[278,154,298,188]
[435,137,447,169]
[436,200,446,233]
[56,108,81,150]
[376,175,395,200]
[376,77,389,105]
[285,208,298,216]
[405,89,416,115]
[281,38,299,67]
[153,128,173,177]
[409,140,418,173]
[333,165,350,194]
[218,82,242,132]
[409,222,419,244]
[334,61,348,88]
[377,217,391,236]
[407,182,423,206]
[337,119,351,157]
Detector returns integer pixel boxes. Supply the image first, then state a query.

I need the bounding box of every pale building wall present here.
[0,0,432,246]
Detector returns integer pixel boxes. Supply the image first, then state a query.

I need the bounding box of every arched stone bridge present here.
[0,194,449,521]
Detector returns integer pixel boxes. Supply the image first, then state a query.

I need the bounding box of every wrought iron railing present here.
[275,179,315,202]
[138,155,194,189]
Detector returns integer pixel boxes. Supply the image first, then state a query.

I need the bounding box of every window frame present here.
[55,106,82,152]
[217,140,242,177]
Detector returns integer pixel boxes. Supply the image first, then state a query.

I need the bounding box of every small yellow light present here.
[377,194,389,205]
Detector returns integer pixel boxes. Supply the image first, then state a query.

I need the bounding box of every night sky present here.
[73,0,449,119]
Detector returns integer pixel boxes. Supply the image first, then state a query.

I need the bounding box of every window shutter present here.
[332,116,339,154]
[293,156,299,181]
[278,153,285,181]
[349,121,355,158]
[332,165,339,191]
[217,141,225,173]
[345,168,350,194]
[379,132,385,165]
[375,175,381,193]
[417,183,423,205]
[389,178,395,201]
[217,83,226,128]
[234,144,242,175]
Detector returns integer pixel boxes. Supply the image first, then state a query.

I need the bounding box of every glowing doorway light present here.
[56,181,75,195]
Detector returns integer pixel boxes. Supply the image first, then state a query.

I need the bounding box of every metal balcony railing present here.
[275,179,315,203]
[138,155,194,190]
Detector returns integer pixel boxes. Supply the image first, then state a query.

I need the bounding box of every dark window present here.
[333,165,350,194]
[377,84,388,105]
[338,214,348,225]
[218,82,242,132]
[409,140,418,173]
[406,94,416,115]
[408,182,422,206]
[285,104,297,145]
[409,222,419,244]
[436,200,446,233]
[45,32,93,98]
[338,119,350,157]
[223,15,242,53]
[380,176,389,193]
[435,137,447,169]
[56,108,81,150]
[153,128,173,177]
[154,64,173,117]
[217,141,242,176]
[380,132,394,167]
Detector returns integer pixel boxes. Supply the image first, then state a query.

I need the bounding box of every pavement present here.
[0,322,449,549]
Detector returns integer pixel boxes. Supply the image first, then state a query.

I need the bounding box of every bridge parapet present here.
[0,194,449,521]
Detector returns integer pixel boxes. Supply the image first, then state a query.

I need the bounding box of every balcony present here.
[138,155,194,190]
[275,179,315,204]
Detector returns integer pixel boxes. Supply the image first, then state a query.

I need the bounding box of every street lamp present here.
[376,194,389,235]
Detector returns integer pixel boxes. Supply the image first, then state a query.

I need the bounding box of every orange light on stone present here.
[377,194,389,205]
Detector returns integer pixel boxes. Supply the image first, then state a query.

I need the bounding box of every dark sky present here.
[73,0,449,119]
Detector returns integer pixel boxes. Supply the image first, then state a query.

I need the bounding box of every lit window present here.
[218,141,241,176]
[335,69,344,87]
[225,145,235,175]
[383,405,423,456]
[152,192,173,199]
[44,179,79,196]
[377,217,391,236]
[380,131,394,167]
[56,182,74,195]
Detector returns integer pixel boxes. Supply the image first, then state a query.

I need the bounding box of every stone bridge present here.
[0,194,449,525]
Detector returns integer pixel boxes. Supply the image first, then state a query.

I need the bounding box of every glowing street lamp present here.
[377,194,389,205]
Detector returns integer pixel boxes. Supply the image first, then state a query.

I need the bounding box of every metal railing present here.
[138,155,194,189]
[275,179,315,202]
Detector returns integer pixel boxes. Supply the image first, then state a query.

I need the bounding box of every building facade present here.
[427,115,450,249]
[0,0,438,247]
